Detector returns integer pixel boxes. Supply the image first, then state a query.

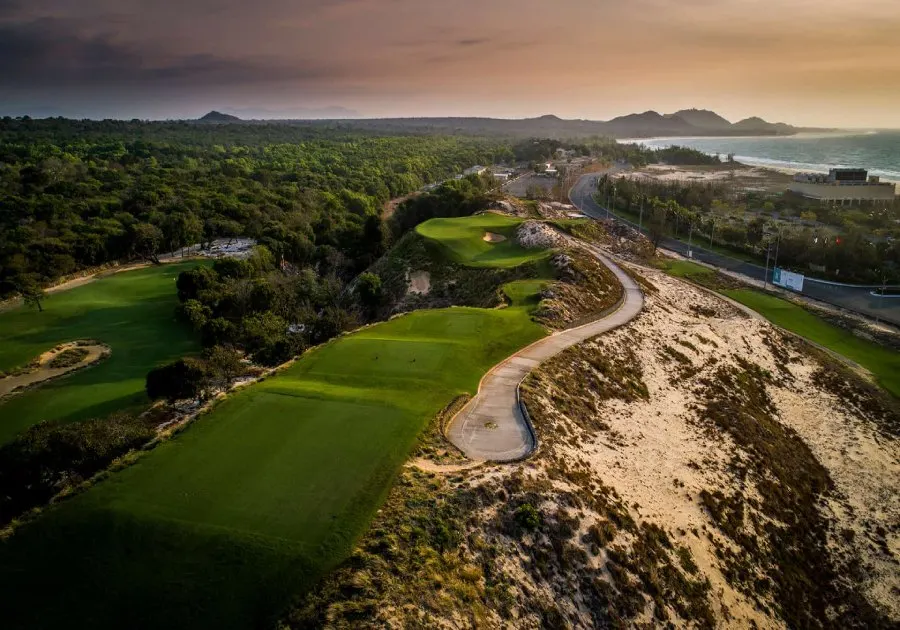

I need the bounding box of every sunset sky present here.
[1,0,898,126]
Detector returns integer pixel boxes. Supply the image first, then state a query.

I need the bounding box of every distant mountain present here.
[605,110,695,137]
[666,108,733,131]
[184,107,813,139]
[198,111,241,123]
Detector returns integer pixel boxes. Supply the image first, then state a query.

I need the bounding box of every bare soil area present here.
[0,341,111,398]
[625,164,794,193]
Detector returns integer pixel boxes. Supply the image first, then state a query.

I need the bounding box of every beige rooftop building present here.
[788,168,895,205]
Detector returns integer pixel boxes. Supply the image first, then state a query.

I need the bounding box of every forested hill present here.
[0,118,510,298]
[292,109,817,139]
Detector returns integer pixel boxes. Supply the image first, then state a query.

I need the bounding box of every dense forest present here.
[0,118,511,299]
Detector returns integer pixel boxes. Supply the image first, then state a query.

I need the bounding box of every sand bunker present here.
[407,270,431,295]
[0,341,110,398]
[482,232,507,243]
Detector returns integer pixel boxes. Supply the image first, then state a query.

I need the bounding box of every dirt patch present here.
[0,341,110,398]
[482,232,507,243]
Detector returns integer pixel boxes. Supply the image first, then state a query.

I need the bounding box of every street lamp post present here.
[638,194,644,233]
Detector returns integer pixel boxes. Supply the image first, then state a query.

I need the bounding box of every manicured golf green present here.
[0,262,204,443]
[0,220,553,629]
[723,289,900,398]
[416,213,551,268]
[0,305,546,629]
[657,259,900,398]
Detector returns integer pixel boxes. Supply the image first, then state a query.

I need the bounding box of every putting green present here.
[0,262,204,443]
[416,213,551,268]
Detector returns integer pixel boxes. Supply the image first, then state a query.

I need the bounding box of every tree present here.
[145,358,209,403]
[129,222,165,264]
[647,206,667,253]
[203,346,245,390]
[356,272,383,314]
[16,275,46,312]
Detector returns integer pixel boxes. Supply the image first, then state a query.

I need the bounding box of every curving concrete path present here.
[446,245,644,461]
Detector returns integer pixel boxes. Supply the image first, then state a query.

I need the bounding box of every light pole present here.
[772,226,783,275]
[686,222,693,259]
[638,194,644,233]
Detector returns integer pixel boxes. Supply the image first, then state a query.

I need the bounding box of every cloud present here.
[456,38,488,47]
[0,17,341,90]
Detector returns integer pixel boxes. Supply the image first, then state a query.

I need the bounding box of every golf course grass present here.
[660,259,900,398]
[0,262,204,443]
[416,213,549,268]
[0,216,554,629]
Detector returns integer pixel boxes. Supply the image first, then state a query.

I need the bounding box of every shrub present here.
[0,414,153,526]
[48,347,89,369]
[145,358,209,402]
[513,503,542,532]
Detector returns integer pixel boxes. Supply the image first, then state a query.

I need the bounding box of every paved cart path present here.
[446,245,643,461]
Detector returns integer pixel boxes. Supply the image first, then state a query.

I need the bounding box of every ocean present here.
[626,131,900,183]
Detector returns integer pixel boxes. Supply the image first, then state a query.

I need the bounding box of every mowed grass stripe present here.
[0,262,205,442]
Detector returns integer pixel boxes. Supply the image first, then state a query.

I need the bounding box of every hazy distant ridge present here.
[194,107,823,138]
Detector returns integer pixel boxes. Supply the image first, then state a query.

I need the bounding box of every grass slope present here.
[0,263,203,443]
[0,307,545,629]
[661,260,900,398]
[0,217,552,629]
[416,213,549,268]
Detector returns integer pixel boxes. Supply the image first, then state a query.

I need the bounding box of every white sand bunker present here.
[407,270,431,295]
[482,232,507,243]
[0,340,110,398]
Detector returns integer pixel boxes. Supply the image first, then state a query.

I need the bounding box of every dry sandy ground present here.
[524,268,898,625]
[482,232,507,243]
[624,164,793,193]
[0,341,110,398]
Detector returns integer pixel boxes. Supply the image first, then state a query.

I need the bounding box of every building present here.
[463,165,487,177]
[788,168,896,205]
[492,172,511,181]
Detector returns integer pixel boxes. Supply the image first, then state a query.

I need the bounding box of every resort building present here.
[463,165,487,177]
[788,168,895,205]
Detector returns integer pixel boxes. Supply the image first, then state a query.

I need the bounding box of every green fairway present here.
[656,259,900,398]
[0,214,556,628]
[416,213,551,268]
[723,289,900,398]
[0,305,545,629]
[0,263,204,443]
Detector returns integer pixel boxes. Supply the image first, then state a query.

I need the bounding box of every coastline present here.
[617,133,900,186]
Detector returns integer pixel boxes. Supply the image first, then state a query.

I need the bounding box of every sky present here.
[1,0,898,126]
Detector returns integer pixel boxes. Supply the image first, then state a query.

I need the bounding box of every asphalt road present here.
[569,172,900,326]
[446,243,643,462]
